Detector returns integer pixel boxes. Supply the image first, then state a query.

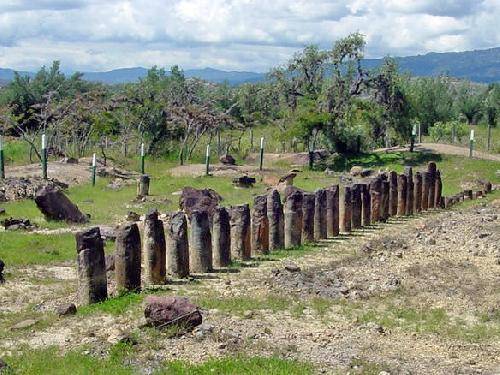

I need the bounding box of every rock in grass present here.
[34,185,88,223]
[56,303,77,316]
[144,296,202,330]
[0,259,4,284]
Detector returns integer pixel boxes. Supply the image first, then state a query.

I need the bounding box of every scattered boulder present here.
[179,187,222,218]
[0,177,68,202]
[11,319,37,330]
[34,186,88,223]
[126,211,141,222]
[60,157,78,164]
[56,303,77,316]
[144,296,202,330]
[219,154,236,165]
[2,218,34,231]
[0,208,5,215]
[0,259,4,284]
[232,176,256,188]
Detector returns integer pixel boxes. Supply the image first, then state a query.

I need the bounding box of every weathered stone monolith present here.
[212,207,230,268]
[427,162,437,209]
[397,174,407,216]
[302,193,315,242]
[314,189,327,240]
[361,183,371,226]
[165,211,189,278]
[230,204,251,260]
[115,223,142,292]
[340,186,352,233]
[76,227,107,305]
[267,190,284,251]
[351,184,362,229]
[381,180,390,221]
[251,195,269,255]
[404,167,414,216]
[388,171,398,216]
[413,172,422,213]
[143,210,166,285]
[434,170,442,208]
[421,172,430,211]
[327,185,340,237]
[284,190,303,248]
[137,174,150,197]
[188,210,212,273]
[370,176,382,222]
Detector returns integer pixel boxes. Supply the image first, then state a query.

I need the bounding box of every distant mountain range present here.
[1,47,498,86]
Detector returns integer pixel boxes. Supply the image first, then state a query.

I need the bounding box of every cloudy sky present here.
[0,0,499,72]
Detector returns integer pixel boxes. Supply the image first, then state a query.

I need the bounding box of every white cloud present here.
[0,0,498,72]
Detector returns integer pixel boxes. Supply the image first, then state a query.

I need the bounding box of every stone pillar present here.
[137,174,150,197]
[284,190,303,248]
[188,210,212,273]
[143,210,166,285]
[267,190,284,251]
[414,172,422,213]
[251,195,269,255]
[302,193,315,242]
[434,170,442,208]
[404,167,414,216]
[340,186,352,233]
[361,183,371,226]
[370,177,382,222]
[76,227,107,305]
[314,189,327,240]
[421,172,430,211]
[165,211,189,278]
[464,190,473,200]
[351,184,362,229]
[427,162,437,209]
[115,223,142,292]
[397,174,407,216]
[212,207,230,268]
[327,185,340,237]
[388,171,398,216]
[230,204,251,260]
[381,180,390,221]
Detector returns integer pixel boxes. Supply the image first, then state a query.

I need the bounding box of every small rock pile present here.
[0,177,68,202]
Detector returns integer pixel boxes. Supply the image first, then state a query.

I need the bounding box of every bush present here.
[429,121,468,143]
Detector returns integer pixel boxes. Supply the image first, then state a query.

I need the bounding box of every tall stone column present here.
[165,211,189,278]
[327,185,340,237]
[230,204,251,260]
[421,172,430,211]
[435,170,442,208]
[427,162,437,209]
[388,171,398,216]
[137,174,150,197]
[370,177,382,222]
[413,172,423,213]
[251,195,269,255]
[302,193,315,242]
[284,190,303,248]
[115,223,142,292]
[361,183,371,226]
[143,210,166,285]
[76,227,107,305]
[267,190,284,251]
[397,174,407,216]
[340,186,352,233]
[212,207,231,268]
[314,189,327,240]
[381,180,390,221]
[404,166,414,216]
[351,184,362,229]
[188,210,212,273]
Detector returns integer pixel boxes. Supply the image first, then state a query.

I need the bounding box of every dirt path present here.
[375,142,500,162]
[1,197,499,374]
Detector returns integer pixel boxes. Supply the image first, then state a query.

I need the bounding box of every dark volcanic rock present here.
[2,217,34,231]
[179,187,222,218]
[219,154,236,165]
[0,259,4,284]
[35,186,88,223]
[232,176,256,188]
[144,296,202,329]
[56,303,77,316]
